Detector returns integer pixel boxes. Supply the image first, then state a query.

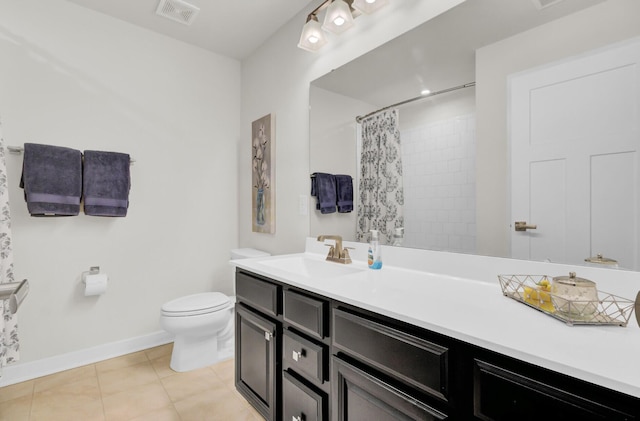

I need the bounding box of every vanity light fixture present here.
[322,0,355,34]
[298,14,329,52]
[298,0,390,52]
[352,0,389,14]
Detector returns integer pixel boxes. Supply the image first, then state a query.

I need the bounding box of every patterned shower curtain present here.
[0,117,18,376]
[356,109,404,244]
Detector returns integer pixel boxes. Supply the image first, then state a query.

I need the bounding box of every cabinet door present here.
[473,359,636,421]
[236,271,281,317]
[332,356,448,421]
[283,371,327,421]
[283,329,327,383]
[283,289,328,339]
[235,304,279,421]
[333,308,449,401]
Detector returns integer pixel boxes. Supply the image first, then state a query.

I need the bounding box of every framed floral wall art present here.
[252,113,275,233]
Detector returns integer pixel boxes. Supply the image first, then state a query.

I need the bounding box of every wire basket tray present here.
[498,274,635,326]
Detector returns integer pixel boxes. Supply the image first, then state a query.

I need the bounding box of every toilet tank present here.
[231,248,270,260]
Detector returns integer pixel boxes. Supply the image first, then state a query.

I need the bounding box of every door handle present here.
[515,221,537,231]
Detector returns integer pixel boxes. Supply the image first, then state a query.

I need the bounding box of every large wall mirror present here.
[309,0,640,270]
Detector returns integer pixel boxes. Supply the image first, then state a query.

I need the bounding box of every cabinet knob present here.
[292,349,305,361]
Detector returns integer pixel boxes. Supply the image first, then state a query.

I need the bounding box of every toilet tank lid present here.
[231,248,270,259]
[162,292,230,314]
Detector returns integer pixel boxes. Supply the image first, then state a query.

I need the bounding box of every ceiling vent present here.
[156,0,200,26]
[531,0,565,10]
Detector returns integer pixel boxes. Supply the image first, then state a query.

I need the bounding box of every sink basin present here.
[259,256,364,278]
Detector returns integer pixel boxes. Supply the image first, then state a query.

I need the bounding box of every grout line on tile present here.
[156,369,183,420]
[93,363,107,421]
[28,383,35,421]
[2,347,246,421]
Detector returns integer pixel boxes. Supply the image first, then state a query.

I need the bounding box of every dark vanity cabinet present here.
[235,270,331,421]
[332,357,448,421]
[235,269,640,421]
[331,307,452,420]
[472,356,638,420]
[281,288,331,421]
[235,271,282,421]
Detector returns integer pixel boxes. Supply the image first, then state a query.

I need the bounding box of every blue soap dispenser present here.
[367,229,383,270]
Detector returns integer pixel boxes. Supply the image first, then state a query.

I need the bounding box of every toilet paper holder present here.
[82,266,108,296]
[82,266,102,284]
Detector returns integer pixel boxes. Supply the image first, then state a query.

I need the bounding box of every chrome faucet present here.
[317,235,352,264]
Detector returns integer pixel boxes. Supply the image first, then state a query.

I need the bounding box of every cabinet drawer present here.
[473,359,635,421]
[283,370,327,421]
[283,289,327,339]
[332,356,448,421]
[284,329,327,383]
[333,308,449,401]
[236,271,280,317]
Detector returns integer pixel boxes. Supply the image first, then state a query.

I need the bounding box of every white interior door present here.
[510,38,640,269]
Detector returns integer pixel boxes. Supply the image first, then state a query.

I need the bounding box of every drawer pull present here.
[292,349,305,361]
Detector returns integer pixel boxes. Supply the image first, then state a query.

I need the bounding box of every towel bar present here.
[7,146,135,164]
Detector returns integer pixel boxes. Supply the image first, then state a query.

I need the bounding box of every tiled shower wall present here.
[400,113,476,253]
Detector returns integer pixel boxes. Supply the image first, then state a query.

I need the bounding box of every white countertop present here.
[232,238,640,399]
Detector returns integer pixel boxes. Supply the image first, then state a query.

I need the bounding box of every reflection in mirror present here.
[309,0,640,270]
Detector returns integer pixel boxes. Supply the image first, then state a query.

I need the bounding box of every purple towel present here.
[83,150,131,217]
[311,172,336,214]
[20,143,82,216]
[335,174,353,213]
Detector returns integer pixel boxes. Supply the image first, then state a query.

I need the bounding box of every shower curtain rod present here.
[355,81,476,123]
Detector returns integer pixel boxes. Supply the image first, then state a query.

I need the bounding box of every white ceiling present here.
[312,0,605,107]
[66,0,317,60]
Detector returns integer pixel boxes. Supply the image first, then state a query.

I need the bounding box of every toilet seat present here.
[161,292,230,317]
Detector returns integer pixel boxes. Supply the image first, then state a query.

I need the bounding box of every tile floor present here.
[0,343,263,420]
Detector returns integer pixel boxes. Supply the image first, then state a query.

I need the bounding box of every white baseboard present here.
[0,330,174,387]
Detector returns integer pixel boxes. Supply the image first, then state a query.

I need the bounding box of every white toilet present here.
[160,248,269,372]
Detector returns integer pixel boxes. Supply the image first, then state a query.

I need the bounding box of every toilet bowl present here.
[160,292,233,372]
[160,248,269,372]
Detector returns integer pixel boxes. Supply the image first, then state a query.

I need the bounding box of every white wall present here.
[0,0,240,363]
[239,0,466,255]
[309,86,372,241]
[476,0,640,258]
